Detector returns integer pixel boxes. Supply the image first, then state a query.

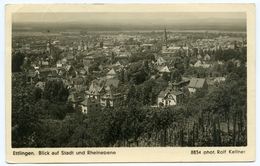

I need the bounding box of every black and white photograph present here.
[5,4,255,163]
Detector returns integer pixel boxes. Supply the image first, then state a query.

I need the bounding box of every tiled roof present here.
[73,77,84,85]
[188,78,206,88]
[105,79,120,88]
[80,98,100,106]
[159,66,170,73]
[69,92,85,103]
[107,68,117,75]
[158,89,183,98]
[87,83,104,95]
[27,72,37,78]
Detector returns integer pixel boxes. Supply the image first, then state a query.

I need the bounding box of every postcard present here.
[6,3,255,163]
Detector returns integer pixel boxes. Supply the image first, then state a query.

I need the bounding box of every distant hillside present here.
[12,18,246,32]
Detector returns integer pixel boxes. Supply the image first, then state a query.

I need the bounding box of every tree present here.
[12,52,25,72]
[100,41,103,48]
[12,74,41,147]
[33,87,42,102]
[43,80,69,103]
[225,60,235,73]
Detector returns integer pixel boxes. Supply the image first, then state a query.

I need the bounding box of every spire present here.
[163,27,167,44]
[46,38,51,52]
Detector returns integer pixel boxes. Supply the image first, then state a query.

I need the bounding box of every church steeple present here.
[163,27,167,45]
[162,27,168,53]
[46,38,51,53]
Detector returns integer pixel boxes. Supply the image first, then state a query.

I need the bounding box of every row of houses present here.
[68,78,124,114]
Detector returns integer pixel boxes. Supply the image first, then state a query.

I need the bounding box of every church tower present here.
[162,27,168,53]
[78,39,84,51]
[46,39,51,53]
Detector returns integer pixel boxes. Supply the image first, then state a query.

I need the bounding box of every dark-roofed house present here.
[83,59,92,67]
[26,71,38,84]
[66,55,75,62]
[68,92,85,107]
[188,78,208,93]
[157,88,184,107]
[85,83,105,100]
[80,98,100,114]
[73,77,85,91]
[100,89,123,108]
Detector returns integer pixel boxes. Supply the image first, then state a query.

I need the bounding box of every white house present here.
[158,88,184,107]
[56,60,63,68]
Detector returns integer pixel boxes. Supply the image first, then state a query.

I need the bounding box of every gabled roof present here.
[158,89,183,98]
[105,78,120,88]
[69,92,85,103]
[102,89,114,99]
[67,55,75,60]
[204,54,211,60]
[56,60,62,64]
[83,66,89,71]
[79,68,87,75]
[158,91,166,98]
[188,78,207,88]
[159,66,170,73]
[157,56,166,63]
[73,77,85,85]
[83,60,91,66]
[65,65,72,72]
[101,89,123,100]
[27,71,37,78]
[87,83,104,95]
[107,68,117,75]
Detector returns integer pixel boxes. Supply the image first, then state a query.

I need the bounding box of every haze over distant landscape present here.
[12,12,246,32]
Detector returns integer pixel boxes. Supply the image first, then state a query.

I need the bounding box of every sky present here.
[12,12,246,23]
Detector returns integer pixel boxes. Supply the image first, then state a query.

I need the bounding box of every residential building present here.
[105,78,120,89]
[73,77,85,91]
[100,88,123,108]
[188,78,208,93]
[80,98,100,114]
[106,68,118,79]
[157,88,184,107]
[157,65,171,76]
[85,82,105,100]
[68,92,85,107]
